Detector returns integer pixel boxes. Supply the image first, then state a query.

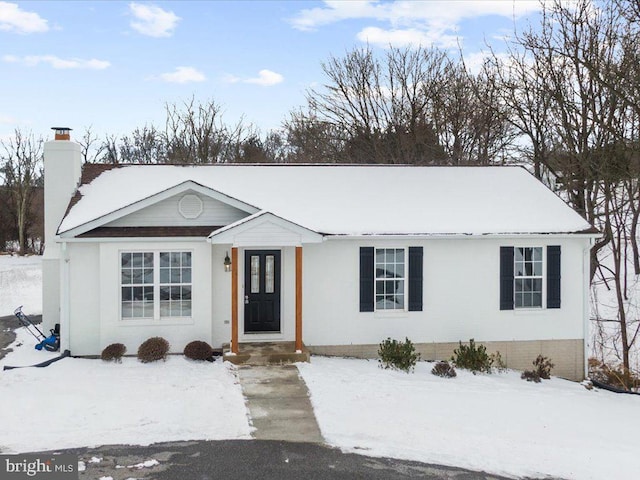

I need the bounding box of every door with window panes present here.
[244,250,281,332]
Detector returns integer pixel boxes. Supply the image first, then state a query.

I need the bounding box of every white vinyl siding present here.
[108,193,248,227]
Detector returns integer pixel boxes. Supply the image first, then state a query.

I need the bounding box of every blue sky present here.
[0,1,544,142]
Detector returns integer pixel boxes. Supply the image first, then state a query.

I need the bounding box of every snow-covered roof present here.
[58,164,594,236]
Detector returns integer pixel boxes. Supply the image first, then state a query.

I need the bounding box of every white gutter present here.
[323,232,601,241]
[56,236,209,243]
[59,241,71,352]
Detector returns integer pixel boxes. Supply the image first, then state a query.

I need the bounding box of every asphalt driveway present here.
[48,440,517,480]
[0,313,42,360]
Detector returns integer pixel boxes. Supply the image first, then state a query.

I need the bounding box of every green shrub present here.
[431,360,456,378]
[184,340,215,362]
[378,337,420,373]
[137,337,170,363]
[101,343,126,363]
[451,339,495,374]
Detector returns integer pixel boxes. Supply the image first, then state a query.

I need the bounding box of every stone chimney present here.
[42,127,83,334]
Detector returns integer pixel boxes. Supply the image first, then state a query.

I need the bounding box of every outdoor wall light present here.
[224,252,232,272]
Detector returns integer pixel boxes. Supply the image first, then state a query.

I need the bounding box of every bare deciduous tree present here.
[0,129,42,255]
[505,0,640,373]
[99,98,259,164]
[299,46,451,164]
[78,126,105,163]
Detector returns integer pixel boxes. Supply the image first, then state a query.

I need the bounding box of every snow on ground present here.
[0,254,42,316]
[0,328,252,453]
[298,357,640,480]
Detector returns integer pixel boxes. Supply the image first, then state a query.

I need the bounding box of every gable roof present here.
[59,178,258,237]
[58,164,594,237]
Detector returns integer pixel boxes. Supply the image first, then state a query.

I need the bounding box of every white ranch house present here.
[42,130,598,380]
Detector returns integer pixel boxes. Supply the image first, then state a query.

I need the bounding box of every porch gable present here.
[207,211,323,247]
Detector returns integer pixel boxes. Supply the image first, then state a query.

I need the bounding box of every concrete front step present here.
[223,341,310,366]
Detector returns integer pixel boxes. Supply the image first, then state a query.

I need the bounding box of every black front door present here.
[244,250,281,333]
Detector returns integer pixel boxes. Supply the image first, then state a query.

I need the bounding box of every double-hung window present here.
[159,252,192,317]
[500,245,561,310]
[121,252,154,318]
[514,247,543,308]
[360,246,423,313]
[375,248,406,310]
[121,251,192,320]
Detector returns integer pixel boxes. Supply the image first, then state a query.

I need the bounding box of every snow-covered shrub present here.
[137,337,170,363]
[452,339,494,374]
[183,340,215,362]
[521,370,541,382]
[431,360,456,378]
[532,355,554,379]
[378,337,420,373]
[521,356,554,383]
[490,351,507,373]
[101,343,126,363]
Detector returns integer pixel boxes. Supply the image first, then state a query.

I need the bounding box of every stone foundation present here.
[307,339,585,381]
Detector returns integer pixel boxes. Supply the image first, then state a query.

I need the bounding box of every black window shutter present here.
[408,247,423,311]
[500,247,514,310]
[359,247,374,312]
[547,245,561,309]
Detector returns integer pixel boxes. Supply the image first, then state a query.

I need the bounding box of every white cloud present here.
[0,113,17,124]
[357,26,458,49]
[246,69,284,86]
[224,69,284,87]
[290,0,543,48]
[290,0,379,31]
[3,55,110,70]
[129,2,180,37]
[0,1,48,34]
[159,66,206,84]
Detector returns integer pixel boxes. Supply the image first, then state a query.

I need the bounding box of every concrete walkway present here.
[236,364,324,444]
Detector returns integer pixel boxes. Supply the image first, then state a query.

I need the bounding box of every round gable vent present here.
[178,194,203,219]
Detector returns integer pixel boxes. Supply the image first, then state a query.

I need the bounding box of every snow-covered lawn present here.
[0,255,250,454]
[3,255,639,479]
[298,357,639,480]
[0,328,252,453]
[0,254,42,316]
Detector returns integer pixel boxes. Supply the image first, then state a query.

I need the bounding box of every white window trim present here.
[513,246,545,310]
[119,250,193,322]
[374,247,408,312]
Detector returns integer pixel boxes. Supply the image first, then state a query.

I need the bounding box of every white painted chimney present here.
[42,127,82,336]
[43,127,82,252]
